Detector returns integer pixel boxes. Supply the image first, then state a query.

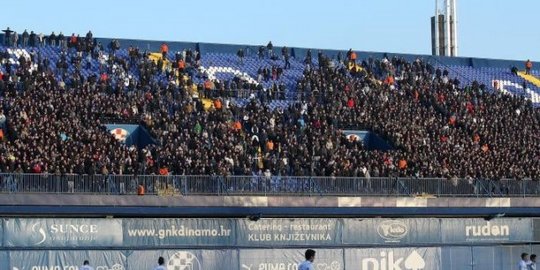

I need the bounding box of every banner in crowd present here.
[342,218,441,245]
[126,249,238,270]
[105,124,156,148]
[3,218,123,247]
[344,247,441,270]
[440,218,532,243]
[122,218,236,247]
[240,249,343,270]
[236,218,341,246]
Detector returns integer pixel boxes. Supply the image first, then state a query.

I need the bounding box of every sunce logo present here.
[30,222,99,245]
[362,251,426,270]
[465,221,509,239]
[168,251,202,270]
[377,221,408,242]
[31,223,47,245]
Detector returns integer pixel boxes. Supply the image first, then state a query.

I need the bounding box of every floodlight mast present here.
[451,0,458,56]
[432,0,457,57]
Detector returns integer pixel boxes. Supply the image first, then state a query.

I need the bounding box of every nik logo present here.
[361,250,426,270]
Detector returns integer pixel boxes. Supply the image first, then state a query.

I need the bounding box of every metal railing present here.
[0,173,538,197]
[201,88,288,100]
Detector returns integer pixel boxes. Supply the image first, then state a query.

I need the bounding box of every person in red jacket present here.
[69,33,77,48]
[137,184,145,196]
[177,59,185,73]
[347,97,355,108]
[161,43,169,59]
[347,49,357,66]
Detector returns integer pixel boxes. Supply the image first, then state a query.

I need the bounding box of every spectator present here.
[0,110,6,130]
[258,46,265,59]
[0,31,537,182]
[29,31,36,47]
[160,42,169,59]
[21,29,29,47]
[493,80,500,91]
[70,33,77,48]
[58,32,66,48]
[347,48,357,66]
[49,32,57,47]
[137,184,145,196]
[304,49,313,70]
[282,46,291,69]
[86,30,93,43]
[237,48,244,65]
[521,253,530,270]
[80,260,94,270]
[2,27,13,46]
[525,59,533,75]
[38,32,45,46]
[11,31,18,47]
[267,41,273,58]
[299,249,316,270]
[177,58,185,73]
[154,257,166,270]
[511,66,519,76]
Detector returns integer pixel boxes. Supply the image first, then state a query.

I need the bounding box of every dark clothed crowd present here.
[0,28,538,180]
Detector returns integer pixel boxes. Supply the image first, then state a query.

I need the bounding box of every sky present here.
[2,0,539,61]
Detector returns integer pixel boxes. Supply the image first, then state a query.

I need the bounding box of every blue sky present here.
[2,0,539,60]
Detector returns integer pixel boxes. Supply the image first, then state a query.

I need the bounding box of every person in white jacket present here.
[299,249,316,270]
[80,260,94,270]
[154,257,166,270]
[529,254,537,270]
[520,253,530,270]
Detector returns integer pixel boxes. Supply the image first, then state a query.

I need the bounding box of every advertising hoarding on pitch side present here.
[0,218,537,248]
[10,250,126,270]
[440,218,532,244]
[122,218,236,247]
[344,247,441,270]
[2,246,540,269]
[239,249,343,270]
[236,218,341,246]
[342,218,441,245]
[3,218,123,247]
[126,249,238,270]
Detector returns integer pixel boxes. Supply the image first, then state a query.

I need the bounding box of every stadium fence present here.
[0,173,538,197]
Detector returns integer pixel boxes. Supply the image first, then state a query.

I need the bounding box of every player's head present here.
[158,256,165,265]
[522,253,529,260]
[83,260,89,265]
[305,249,316,262]
[532,254,537,262]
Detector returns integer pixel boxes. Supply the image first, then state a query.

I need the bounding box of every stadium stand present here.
[441,65,540,103]
[0,28,538,192]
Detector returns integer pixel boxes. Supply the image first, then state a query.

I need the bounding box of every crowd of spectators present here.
[0,27,538,180]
